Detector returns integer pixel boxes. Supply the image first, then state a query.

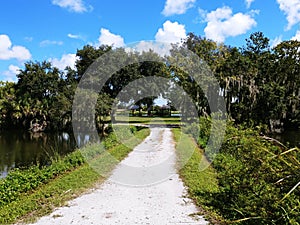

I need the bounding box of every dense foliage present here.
[0,31,299,132]
[183,32,300,131]
[185,118,300,224]
[213,126,300,224]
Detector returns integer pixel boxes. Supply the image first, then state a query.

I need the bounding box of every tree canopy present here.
[0,31,299,133]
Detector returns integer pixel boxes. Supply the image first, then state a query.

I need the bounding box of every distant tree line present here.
[0,31,299,133]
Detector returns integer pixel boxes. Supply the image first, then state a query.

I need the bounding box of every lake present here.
[0,129,79,178]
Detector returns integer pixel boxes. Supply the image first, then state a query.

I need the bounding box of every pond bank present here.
[0,127,150,224]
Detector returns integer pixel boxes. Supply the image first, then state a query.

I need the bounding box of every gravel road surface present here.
[29,128,209,225]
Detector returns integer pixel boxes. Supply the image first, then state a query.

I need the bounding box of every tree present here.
[15,61,62,129]
[75,45,112,81]
[272,40,300,129]
[0,82,17,128]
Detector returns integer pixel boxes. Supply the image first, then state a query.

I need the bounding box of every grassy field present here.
[0,127,150,224]
[115,115,182,125]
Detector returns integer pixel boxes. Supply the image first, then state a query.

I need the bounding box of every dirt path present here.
[30,128,208,225]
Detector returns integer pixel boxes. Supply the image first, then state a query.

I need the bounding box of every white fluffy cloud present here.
[155,21,187,44]
[0,35,31,61]
[50,54,77,70]
[277,0,300,30]
[133,21,187,56]
[2,65,20,82]
[162,0,196,16]
[292,30,300,41]
[202,6,257,43]
[52,0,92,13]
[98,28,125,48]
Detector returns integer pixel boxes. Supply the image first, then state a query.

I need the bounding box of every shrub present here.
[213,126,300,224]
[184,118,300,224]
[0,151,85,207]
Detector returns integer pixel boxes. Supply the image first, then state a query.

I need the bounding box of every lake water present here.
[271,129,300,148]
[0,130,79,178]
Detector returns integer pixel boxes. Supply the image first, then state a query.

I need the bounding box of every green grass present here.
[0,165,100,224]
[172,128,223,224]
[0,127,150,224]
[115,115,182,125]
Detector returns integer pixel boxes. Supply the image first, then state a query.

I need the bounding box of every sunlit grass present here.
[115,115,182,125]
[172,128,223,224]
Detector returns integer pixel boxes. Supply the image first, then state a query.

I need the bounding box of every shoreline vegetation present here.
[0,126,150,224]
[0,118,299,224]
[174,118,300,225]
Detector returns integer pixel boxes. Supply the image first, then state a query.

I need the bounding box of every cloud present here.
[162,0,196,16]
[98,28,125,48]
[271,36,283,48]
[291,30,300,41]
[132,21,187,56]
[245,0,255,8]
[68,34,80,39]
[52,0,92,13]
[40,40,64,47]
[0,35,31,61]
[49,54,78,70]
[201,6,257,43]
[155,20,187,44]
[68,33,84,40]
[277,0,300,30]
[133,41,172,57]
[2,65,20,82]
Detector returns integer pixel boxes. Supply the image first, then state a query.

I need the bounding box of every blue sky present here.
[1,0,300,81]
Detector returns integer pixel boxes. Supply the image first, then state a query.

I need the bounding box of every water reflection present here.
[0,130,77,178]
[271,129,300,148]
[75,132,100,148]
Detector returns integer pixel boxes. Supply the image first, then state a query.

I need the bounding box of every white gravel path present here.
[29,128,209,225]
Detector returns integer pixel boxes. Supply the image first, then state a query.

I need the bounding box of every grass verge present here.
[172,128,224,224]
[0,127,150,224]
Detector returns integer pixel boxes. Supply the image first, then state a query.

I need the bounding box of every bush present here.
[184,118,300,224]
[213,126,300,224]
